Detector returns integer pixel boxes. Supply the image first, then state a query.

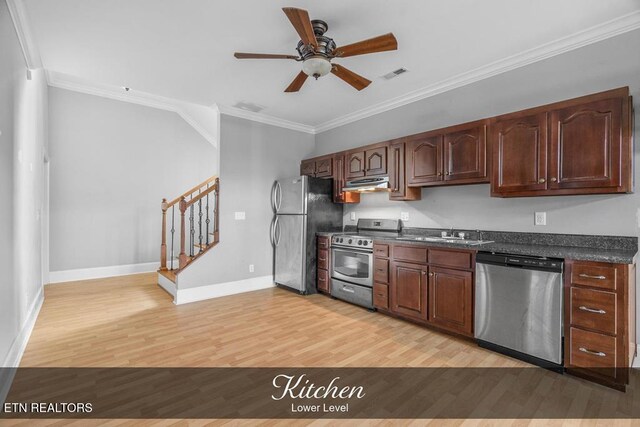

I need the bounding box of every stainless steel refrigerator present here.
[270,176,343,294]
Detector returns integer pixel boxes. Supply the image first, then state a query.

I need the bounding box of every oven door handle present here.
[331,246,374,255]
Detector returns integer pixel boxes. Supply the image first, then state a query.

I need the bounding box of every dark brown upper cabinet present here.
[491,88,632,197]
[389,140,421,201]
[443,124,488,182]
[314,156,333,178]
[365,146,387,176]
[300,159,316,177]
[346,145,388,179]
[406,133,443,185]
[549,98,622,190]
[346,151,366,179]
[492,113,548,194]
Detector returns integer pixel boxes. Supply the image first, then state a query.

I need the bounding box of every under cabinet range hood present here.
[343,176,390,193]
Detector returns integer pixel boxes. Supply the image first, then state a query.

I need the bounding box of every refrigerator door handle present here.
[270,181,278,213]
[274,216,281,246]
[275,182,283,212]
[269,216,277,246]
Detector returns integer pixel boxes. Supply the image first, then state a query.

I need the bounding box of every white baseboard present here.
[157,273,177,301]
[0,286,44,404]
[175,275,274,305]
[49,262,159,284]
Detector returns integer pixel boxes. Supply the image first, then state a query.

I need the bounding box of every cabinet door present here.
[443,125,487,181]
[333,154,360,204]
[390,261,428,320]
[492,113,548,193]
[389,141,421,201]
[428,267,473,336]
[549,98,622,189]
[315,156,333,178]
[300,159,316,177]
[346,151,366,179]
[365,146,387,176]
[406,134,443,185]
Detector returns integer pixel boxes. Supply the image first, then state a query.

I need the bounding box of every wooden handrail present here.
[184,182,218,208]
[166,175,218,208]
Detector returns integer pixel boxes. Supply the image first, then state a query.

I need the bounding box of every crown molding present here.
[313,10,640,133]
[6,0,42,69]
[217,105,316,134]
[46,70,218,146]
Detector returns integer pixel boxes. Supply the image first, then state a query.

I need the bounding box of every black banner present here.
[1,368,638,419]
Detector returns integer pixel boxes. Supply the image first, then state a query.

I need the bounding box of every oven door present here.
[331,247,373,287]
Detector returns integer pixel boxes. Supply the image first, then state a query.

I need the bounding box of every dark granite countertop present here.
[317,228,637,264]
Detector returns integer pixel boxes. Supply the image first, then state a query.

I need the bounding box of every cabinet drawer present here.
[569,327,617,376]
[570,287,616,335]
[429,249,472,269]
[373,283,389,309]
[392,245,428,264]
[317,236,330,250]
[373,243,389,258]
[374,258,389,283]
[317,269,329,293]
[318,248,329,270]
[571,262,617,290]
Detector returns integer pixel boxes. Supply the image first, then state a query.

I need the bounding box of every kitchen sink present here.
[396,236,494,246]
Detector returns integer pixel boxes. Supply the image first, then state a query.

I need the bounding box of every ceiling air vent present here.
[233,102,265,113]
[382,68,408,80]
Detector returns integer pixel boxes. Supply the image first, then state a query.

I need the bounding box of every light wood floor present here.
[5,273,638,426]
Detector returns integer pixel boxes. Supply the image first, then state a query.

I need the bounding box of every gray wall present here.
[48,88,217,272]
[314,30,640,341]
[0,0,48,368]
[178,114,315,288]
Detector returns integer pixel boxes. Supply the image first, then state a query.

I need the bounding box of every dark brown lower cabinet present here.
[390,261,428,320]
[316,236,330,294]
[428,267,473,336]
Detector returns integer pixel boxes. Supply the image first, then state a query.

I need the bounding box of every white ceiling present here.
[23,0,640,128]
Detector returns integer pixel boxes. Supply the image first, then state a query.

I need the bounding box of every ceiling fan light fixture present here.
[302,56,332,79]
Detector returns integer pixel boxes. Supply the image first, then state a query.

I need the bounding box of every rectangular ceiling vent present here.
[233,101,265,113]
[382,68,408,80]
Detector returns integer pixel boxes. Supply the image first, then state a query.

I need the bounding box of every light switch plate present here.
[350,212,356,221]
[234,212,246,220]
[400,212,410,221]
[534,212,547,226]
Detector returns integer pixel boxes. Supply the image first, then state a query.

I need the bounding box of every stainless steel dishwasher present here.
[475,252,564,369]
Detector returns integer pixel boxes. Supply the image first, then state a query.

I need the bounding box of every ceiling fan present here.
[234,7,398,92]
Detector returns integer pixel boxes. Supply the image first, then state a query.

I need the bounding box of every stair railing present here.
[160,175,219,273]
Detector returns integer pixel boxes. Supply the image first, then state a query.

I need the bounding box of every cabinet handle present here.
[579,273,606,280]
[578,347,606,357]
[428,272,434,277]
[550,177,557,182]
[538,178,546,183]
[578,306,606,315]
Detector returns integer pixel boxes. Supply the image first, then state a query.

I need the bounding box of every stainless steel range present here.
[330,219,401,309]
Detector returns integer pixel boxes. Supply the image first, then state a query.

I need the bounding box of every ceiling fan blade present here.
[282,7,318,49]
[285,71,309,92]
[331,64,371,91]
[234,52,299,60]
[333,33,398,58]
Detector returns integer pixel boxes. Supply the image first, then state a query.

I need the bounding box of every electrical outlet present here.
[400,212,410,222]
[534,212,547,226]
[350,212,356,221]
[249,264,254,273]
[234,212,246,220]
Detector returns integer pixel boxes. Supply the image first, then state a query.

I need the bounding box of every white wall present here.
[0,0,47,370]
[177,114,315,289]
[48,87,217,273]
[314,30,640,341]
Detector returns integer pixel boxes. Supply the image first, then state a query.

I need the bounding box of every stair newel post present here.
[214,178,220,243]
[178,197,188,269]
[160,199,168,271]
